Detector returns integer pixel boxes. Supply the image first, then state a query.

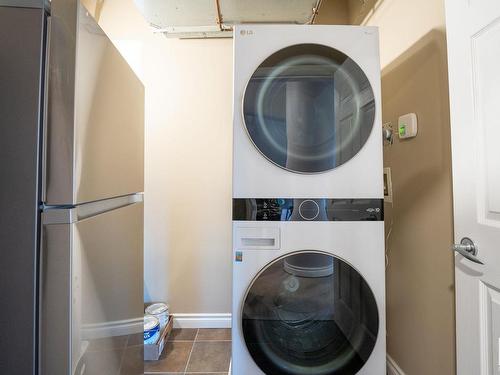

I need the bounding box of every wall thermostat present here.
[398,113,418,139]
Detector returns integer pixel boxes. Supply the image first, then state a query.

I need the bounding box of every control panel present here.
[233,198,384,221]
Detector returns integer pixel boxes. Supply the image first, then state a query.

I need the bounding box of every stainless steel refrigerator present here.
[0,1,145,374]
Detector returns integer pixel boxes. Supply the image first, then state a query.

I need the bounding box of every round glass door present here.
[243,44,375,173]
[241,251,379,375]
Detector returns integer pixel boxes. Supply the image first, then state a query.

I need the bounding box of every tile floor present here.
[144,328,232,375]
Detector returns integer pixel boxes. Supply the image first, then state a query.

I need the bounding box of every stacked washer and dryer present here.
[232,25,385,374]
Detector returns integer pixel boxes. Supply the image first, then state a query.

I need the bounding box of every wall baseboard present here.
[81,313,231,338]
[387,354,406,375]
[173,313,232,329]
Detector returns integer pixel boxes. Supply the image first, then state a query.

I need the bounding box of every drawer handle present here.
[241,238,275,247]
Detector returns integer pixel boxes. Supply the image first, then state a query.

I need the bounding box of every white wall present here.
[92,0,234,315]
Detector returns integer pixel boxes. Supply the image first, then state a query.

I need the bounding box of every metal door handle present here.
[451,237,484,264]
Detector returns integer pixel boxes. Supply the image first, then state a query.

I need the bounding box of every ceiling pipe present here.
[214,0,223,31]
[309,0,324,24]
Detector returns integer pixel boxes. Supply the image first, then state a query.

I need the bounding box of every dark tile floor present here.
[144,328,232,375]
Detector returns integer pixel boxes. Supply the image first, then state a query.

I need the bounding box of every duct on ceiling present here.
[134,0,323,38]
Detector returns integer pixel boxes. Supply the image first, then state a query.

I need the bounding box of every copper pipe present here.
[310,0,324,24]
[215,0,223,31]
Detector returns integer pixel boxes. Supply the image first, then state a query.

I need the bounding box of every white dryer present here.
[232,24,386,375]
[232,220,386,375]
[233,24,382,198]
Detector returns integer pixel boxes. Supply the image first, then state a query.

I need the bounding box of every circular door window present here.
[242,251,379,375]
[243,44,375,173]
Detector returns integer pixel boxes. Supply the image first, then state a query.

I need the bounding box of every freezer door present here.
[0,6,46,375]
[40,200,144,375]
[45,0,144,205]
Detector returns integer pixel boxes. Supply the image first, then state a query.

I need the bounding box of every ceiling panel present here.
[134,0,321,38]
[220,0,319,25]
[134,0,218,28]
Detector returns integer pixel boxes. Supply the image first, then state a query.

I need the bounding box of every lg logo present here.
[240,29,254,36]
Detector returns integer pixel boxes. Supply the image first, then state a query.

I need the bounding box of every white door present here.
[446,1,500,374]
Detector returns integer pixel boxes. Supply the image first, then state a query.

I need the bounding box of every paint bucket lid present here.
[145,303,169,315]
[144,315,160,331]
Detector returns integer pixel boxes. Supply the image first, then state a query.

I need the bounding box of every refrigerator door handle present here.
[42,194,144,225]
[41,15,51,203]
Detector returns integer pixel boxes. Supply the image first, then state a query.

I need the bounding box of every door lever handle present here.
[451,237,484,265]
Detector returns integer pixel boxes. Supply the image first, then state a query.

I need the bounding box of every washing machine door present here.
[241,251,379,375]
[243,44,375,174]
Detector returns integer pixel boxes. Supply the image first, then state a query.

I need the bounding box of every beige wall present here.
[314,0,349,25]
[346,0,456,373]
[89,0,234,314]
[381,31,455,375]
[347,0,377,25]
[359,0,447,68]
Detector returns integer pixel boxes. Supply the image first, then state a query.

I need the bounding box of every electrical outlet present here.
[383,167,393,203]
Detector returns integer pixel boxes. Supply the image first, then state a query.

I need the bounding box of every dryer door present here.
[241,251,379,375]
[243,44,375,174]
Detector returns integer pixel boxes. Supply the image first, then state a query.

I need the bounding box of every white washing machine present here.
[233,24,382,198]
[232,220,386,374]
[232,24,385,374]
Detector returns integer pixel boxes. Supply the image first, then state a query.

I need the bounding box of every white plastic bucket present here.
[144,315,160,344]
[145,303,169,331]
